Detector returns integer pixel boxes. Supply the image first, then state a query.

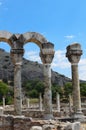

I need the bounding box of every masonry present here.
[0,31,86,130]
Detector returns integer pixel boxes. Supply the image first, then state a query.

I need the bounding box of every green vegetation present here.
[22,79,44,98]
[0,79,86,105]
[23,80,86,102]
[0,81,13,105]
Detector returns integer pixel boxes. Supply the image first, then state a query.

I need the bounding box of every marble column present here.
[14,62,22,115]
[56,92,60,112]
[39,93,42,111]
[69,94,72,114]
[43,63,53,118]
[40,42,55,119]
[66,43,84,117]
[11,48,24,115]
[26,98,30,108]
[3,97,5,108]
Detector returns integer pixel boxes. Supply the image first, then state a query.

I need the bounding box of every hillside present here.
[0,49,72,86]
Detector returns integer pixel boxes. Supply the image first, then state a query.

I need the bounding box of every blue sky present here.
[0,0,86,80]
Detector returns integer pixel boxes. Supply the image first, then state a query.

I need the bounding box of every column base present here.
[44,114,53,120]
[71,110,84,119]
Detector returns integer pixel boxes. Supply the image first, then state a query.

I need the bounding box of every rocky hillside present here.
[0,49,72,86]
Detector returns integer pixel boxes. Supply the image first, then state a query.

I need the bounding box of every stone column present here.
[39,93,42,111]
[14,61,22,115]
[26,98,30,108]
[3,97,5,108]
[43,63,52,118]
[40,42,55,119]
[69,94,73,114]
[56,92,60,112]
[11,49,24,115]
[66,43,84,117]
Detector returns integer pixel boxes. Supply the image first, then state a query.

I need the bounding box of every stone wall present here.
[0,115,82,130]
[4,110,61,118]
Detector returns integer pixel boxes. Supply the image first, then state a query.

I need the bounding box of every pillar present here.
[26,98,30,108]
[66,43,84,117]
[11,49,24,115]
[69,94,73,114]
[39,93,42,111]
[56,92,60,112]
[43,63,52,118]
[40,42,55,119]
[3,97,5,108]
[14,61,22,115]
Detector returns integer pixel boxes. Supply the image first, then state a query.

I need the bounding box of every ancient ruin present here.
[0,31,55,119]
[0,31,86,130]
[66,43,84,118]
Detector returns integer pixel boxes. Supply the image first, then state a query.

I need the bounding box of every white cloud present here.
[51,50,70,69]
[24,51,41,63]
[64,35,75,40]
[24,49,86,80]
[79,58,86,80]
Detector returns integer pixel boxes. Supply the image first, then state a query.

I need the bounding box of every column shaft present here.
[43,64,53,119]
[39,93,42,111]
[56,93,60,112]
[14,63,22,115]
[71,64,81,113]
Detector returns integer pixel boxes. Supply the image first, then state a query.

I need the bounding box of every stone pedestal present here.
[66,43,84,118]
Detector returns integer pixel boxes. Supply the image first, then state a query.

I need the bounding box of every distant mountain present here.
[0,49,85,86]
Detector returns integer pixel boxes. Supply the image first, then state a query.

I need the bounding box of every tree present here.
[22,79,44,98]
[80,82,86,97]
[0,81,13,104]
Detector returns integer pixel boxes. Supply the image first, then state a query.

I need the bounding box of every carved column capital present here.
[40,42,55,64]
[66,43,82,64]
[10,50,24,65]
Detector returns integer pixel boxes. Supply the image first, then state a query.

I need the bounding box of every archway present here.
[0,31,55,119]
[22,32,55,119]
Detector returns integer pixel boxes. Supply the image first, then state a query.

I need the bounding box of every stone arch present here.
[23,32,48,49]
[0,31,13,47]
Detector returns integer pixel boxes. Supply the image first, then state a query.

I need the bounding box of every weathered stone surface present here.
[0,115,85,130]
[30,126,42,130]
[66,43,84,117]
[43,125,56,130]
[64,122,81,130]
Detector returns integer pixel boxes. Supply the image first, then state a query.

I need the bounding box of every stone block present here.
[30,126,42,130]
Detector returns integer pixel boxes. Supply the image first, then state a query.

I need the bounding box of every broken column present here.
[56,92,60,112]
[66,43,83,117]
[40,42,55,119]
[39,93,42,111]
[10,35,24,115]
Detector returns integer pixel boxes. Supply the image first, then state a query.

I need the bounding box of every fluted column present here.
[66,43,84,117]
[40,42,55,119]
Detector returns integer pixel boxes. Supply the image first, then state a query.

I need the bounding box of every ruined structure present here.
[66,43,84,118]
[0,31,55,119]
